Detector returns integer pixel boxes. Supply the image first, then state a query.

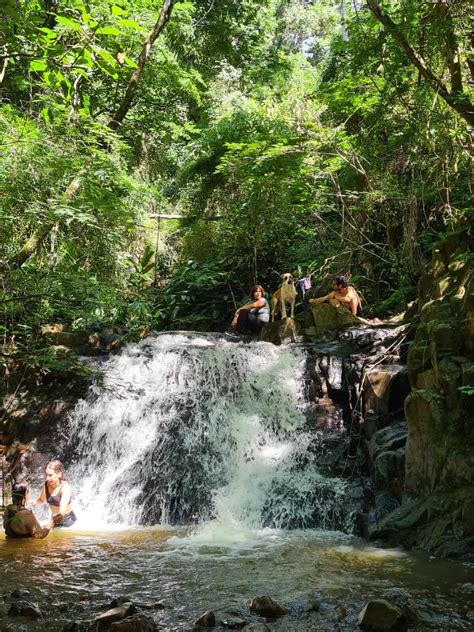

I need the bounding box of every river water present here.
[1,334,473,629]
[1,526,473,630]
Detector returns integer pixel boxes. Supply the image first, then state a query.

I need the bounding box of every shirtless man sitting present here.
[3,483,53,539]
[309,276,362,316]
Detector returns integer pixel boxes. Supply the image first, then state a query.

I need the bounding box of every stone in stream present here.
[192,610,216,628]
[248,596,288,618]
[221,614,247,629]
[381,589,418,626]
[357,599,407,631]
[108,615,158,631]
[9,588,31,599]
[62,623,89,632]
[109,596,131,607]
[94,603,138,625]
[7,600,43,618]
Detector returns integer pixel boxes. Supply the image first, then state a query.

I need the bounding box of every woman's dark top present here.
[45,482,62,507]
[45,482,77,527]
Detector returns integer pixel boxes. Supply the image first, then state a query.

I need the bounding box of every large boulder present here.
[371,487,474,558]
[308,303,361,336]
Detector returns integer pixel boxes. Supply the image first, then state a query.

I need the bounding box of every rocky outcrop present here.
[41,324,123,355]
[376,228,474,558]
[298,303,362,338]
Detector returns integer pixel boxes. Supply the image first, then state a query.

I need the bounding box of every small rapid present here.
[66,333,350,534]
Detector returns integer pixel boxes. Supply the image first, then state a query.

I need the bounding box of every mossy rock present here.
[419,299,452,324]
[407,342,431,386]
[309,303,360,335]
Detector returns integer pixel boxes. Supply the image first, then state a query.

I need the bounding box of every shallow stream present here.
[1,526,473,630]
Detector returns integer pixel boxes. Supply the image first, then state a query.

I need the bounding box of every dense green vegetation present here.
[0,0,472,372]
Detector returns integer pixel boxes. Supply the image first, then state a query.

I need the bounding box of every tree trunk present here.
[339,0,349,42]
[108,0,176,130]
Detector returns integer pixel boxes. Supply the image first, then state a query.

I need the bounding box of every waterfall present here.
[67,333,350,531]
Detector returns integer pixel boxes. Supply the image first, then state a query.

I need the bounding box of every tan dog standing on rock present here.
[271,273,297,321]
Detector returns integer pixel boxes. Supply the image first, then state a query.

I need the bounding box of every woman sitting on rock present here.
[3,483,53,539]
[36,459,77,528]
[231,285,270,334]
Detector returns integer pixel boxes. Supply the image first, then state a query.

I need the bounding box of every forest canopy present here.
[0,0,472,371]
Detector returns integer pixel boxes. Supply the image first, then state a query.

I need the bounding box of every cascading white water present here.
[67,333,350,532]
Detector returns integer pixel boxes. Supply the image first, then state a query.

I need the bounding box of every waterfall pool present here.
[0,526,473,630]
[2,334,472,629]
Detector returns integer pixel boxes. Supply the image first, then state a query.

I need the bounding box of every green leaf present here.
[123,56,138,68]
[36,27,57,40]
[56,16,83,31]
[111,5,127,16]
[116,18,142,30]
[96,26,121,36]
[97,49,116,65]
[29,59,47,72]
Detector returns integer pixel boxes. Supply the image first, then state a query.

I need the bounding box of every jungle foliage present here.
[0,0,472,371]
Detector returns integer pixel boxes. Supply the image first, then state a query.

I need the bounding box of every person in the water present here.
[3,483,53,539]
[36,459,77,527]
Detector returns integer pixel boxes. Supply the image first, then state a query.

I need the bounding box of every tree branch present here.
[366,0,474,127]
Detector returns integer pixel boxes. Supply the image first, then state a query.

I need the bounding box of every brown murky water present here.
[1,527,473,630]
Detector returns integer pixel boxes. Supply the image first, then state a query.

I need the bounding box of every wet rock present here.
[260,318,301,345]
[369,423,407,463]
[372,488,474,558]
[109,596,133,608]
[374,492,400,523]
[374,451,405,492]
[108,615,158,631]
[221,615,247,629]
[357,599,407,631]
[63,623,89,632]
[363,365,409,421]
[192,610,216,629]
[95,603,137,625]
[7,600,43,618]
[381,589,418,625]
[9,588,31,599]
[249,596,288,618]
